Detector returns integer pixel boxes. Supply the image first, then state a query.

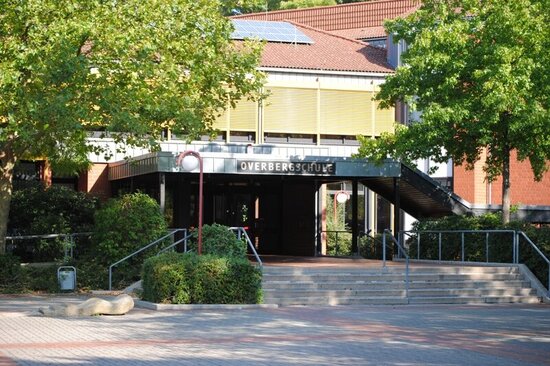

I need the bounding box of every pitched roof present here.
[232,0,419,39]
[256,22,394,73]
[330,26,386,40]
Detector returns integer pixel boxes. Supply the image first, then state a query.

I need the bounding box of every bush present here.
[91,192,168,289]
[141,252,262,304]
[0,255,66,294]
[189,224,247,258]
[359,233,389,260]
[22,264,60,292]
[0,254,25,293]
[407,215,550,288]
[8,184,98,262]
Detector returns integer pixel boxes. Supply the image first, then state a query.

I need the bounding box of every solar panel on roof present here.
[231,20,314,44]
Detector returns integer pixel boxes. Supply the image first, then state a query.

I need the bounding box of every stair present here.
[262,264,541,306]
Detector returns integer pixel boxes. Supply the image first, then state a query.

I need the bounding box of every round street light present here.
[333,190,349,224]
[176,151,204,255]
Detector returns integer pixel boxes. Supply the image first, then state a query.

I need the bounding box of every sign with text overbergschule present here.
[236,160,335,175]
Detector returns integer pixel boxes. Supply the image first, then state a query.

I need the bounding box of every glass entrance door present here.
[212,192,252,228]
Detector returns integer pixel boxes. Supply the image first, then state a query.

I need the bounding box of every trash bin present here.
[57,266,77,291]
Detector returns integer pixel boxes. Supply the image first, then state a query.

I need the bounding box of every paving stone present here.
[0,295,549,365]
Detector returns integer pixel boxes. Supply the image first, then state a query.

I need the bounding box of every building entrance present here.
[203,178,316,256]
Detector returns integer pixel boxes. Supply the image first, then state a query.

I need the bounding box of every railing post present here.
[417,233,420,260]
[405,255,409,299]
[438,232,442,262]
[516,231,520,264]
[517,232,520,264]
[382,231,387,268]
[108,266,112,291]
[486,232,489,263]
[514,231,519,264]
[461,232,465,262]
[184,229,188,252]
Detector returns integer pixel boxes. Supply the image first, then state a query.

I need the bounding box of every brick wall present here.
[453,151,550,205]
[78,163,111,201]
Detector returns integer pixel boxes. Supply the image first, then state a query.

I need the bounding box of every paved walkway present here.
[1,295,550,365]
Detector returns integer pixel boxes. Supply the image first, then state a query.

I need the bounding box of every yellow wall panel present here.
[230,99,257,131]
[212,99,257,132]
[212,108,229,131]
[320,90,373,135]
[264,87,317,134]
[374,101,395,135]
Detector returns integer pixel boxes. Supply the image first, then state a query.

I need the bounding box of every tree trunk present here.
[501,148,511,224]
[0,146,16,255]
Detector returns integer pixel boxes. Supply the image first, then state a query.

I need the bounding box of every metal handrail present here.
[5,232,92,260]
[157,231,193,255]
[401,229,549,296]
[108,228,187,290]
[517,231,550,296]
[401,229,517,263]
[383,229,409,298]
[358,230,385,259]
[230,227,262,267]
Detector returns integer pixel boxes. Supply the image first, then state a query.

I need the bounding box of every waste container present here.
[57,266,77,291]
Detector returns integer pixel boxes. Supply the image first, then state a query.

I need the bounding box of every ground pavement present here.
[0,295,549,365]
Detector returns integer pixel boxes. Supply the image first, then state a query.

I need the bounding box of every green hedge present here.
[0,255,64,293]
[8,184,98,262]
[141,252,262,304]
[407,214,550,288]
[188,224,247,258]
[91,192,168,289]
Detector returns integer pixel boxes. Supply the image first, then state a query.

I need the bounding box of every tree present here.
[220,0,269,15]
[279,0,337,9]
[0,0,265,254]
[356,0,550,223]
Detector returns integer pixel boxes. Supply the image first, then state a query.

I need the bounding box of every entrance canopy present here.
[108,150,471,219]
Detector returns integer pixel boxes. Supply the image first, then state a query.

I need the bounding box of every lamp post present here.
[333,190,349,225]
[176,151,203,255]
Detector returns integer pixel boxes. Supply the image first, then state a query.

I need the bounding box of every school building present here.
[15,0,550,257]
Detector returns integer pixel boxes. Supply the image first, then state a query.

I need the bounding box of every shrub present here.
[0,256,66,294]
[325,193,352,256]
[8,184,98,262]
[406,215,550,288]
[189,224,247,258]
[141,252,262,304]
[359,233,389,260]
[22,264,60,293]
[407,214,513,261]
[0,254,25,293]
[91,192,168,289]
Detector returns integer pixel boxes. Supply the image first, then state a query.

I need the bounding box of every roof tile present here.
[232,0,419,35]
[257,22,394,73]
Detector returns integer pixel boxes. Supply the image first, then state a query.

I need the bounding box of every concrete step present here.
[263,273,522,282]
[263,280,532,291]
[262,265,520,275]
[408,295,540,305]
[263,281,405,291]
[263,288,406,298]
[267,296,409,306]
[263,281,534,296]
[407,280,531,289]
[261,264,540,306]
[408,288,537,297]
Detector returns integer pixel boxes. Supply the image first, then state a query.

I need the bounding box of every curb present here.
[134,300,278,311]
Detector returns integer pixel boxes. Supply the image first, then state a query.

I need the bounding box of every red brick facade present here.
[78,163,111,201]
[453,151,550,206]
